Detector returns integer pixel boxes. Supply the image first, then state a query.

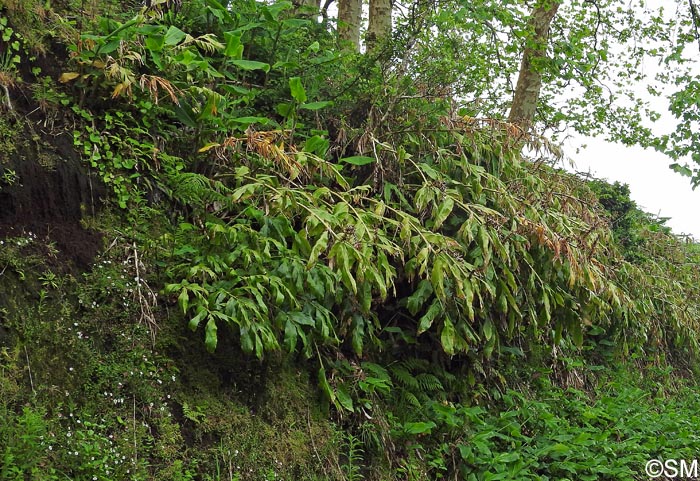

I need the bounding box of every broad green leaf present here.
[284,319,297,352]
[204,319,218,353]
[571,321,583,347]
[164,26,187,46]
[318,367,336,406]
[188,309,206,331]
[304,135,329,156]
[403,421,436,435]
[335,385,354,412]
[307,230,329,269]
[433,196,454,230]
[289,77,307,103]
[478,224,491,267]
[431,255,446,299]
[417,299,441,335]
[351,315,365,356]
[231,116,271,125]
[407,279,433,316]
[223,31,243,58]
[100,39,122,54]
[145,34,165,52]
[240,328,254,354]
[300,101,333,110]
[204,0,234,23]
[483,318,494,341]
[172,102,198,128]
[177,289,189,314]
[441,317,456,355]
[230,59,270,72]
[340,156,375,166]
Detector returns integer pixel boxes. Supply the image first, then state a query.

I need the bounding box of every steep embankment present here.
[2,1,700,480]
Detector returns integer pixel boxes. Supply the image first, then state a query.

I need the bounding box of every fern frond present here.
[399,390,422,409]
[390,365,420,389]
[416,373,444,393]
[398,357,430,372]
[168,172,232,209]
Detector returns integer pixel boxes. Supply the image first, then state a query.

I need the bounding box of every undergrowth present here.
[0,0,699,478]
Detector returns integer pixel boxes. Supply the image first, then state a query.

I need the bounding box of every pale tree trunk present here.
[367,0,392,53]
[338,0,362,51]
[508,0,561,130]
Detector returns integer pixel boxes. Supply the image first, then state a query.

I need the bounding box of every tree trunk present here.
[508,0,561,130]
[338,0,362,51]
[367,0,392,53]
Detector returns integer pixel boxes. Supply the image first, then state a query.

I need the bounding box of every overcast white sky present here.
[564,138,700,239]
[560,0,700,240]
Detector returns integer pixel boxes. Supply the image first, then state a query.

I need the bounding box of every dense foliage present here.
[1,0,699,478]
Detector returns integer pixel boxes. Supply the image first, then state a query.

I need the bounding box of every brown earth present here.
[0,79,105,271]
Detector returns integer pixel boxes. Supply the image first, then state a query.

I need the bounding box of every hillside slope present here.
[1,0,700,479]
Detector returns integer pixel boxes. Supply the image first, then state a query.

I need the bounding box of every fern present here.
[167,172,232,209]
[390,365,420,389]
[415,373,443,393]
[341,432,365,481]
[398,390,422,410]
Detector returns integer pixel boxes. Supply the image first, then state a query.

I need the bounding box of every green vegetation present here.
[1,0,700,479]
